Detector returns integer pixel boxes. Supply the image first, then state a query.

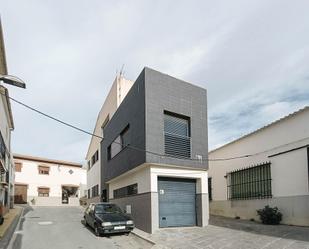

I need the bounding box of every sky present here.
[1,0,309,163]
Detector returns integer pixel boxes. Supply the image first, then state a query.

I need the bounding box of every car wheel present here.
[83,216,88,226]
[94,224,100,237]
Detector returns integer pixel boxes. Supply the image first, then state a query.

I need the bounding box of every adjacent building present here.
[208,106,309,226]
[85,74,133,203]
[101,67,209,233]
[0,19,15,215]
[13,154,86,206]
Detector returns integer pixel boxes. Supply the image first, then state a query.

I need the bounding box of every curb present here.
[6,207,24,249]
[131,229,156,246]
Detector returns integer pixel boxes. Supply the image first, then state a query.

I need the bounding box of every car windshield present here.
[95,204,123,214]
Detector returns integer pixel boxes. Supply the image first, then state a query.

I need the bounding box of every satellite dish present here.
[0,74,26,89]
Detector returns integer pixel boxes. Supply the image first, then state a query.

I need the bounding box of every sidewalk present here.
[0,207,22,239]
[0,206,23,249]
[135,216,309,249]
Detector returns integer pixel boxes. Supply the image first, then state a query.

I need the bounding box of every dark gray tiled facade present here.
[101,67,208,184]
[144,68,208,168]
[101,68,208,233]
[101,71,146,185]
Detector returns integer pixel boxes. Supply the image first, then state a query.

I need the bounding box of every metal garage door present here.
[158,177,196,227]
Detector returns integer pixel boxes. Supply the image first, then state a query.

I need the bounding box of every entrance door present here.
[158,177,196,227]
[14,184,27,204]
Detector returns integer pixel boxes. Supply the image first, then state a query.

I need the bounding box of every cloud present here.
[1,0,309,162]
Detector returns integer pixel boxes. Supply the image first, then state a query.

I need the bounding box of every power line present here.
[2,92,308,162]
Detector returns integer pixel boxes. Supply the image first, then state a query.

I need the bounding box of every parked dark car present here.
[84,203,134,236]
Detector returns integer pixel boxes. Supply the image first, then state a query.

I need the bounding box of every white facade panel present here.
[86,75,133,198]
[208,107,309,226]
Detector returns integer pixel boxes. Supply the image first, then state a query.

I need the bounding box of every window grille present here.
[113,183,138,199]
[227,162,272,200]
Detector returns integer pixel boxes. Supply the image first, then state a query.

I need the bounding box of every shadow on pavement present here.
[80,220,129,238]
[10,204,34,249]
[210,215,309,242]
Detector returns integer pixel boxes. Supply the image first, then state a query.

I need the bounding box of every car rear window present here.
[95,204,122,214]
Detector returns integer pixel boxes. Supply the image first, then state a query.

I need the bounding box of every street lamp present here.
[0,74,26,89]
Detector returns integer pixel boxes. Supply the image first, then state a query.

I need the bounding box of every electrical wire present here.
[2,92,309,162]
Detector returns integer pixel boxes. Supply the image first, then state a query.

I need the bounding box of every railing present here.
[227,162,272,200]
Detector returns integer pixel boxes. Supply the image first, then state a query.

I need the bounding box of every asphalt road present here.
[8,206,152,249]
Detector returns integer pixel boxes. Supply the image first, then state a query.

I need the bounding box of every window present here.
[15,162,22,172]
[38,187,49,197]
[227,162,272,200]
[91,184,99,197]
[107,125,130,160]
[101,189,107,202]
[113,183,138,199]
[87,161,90,170]
[87,189,91,199]
[38,166,50,175]
[164,111,191,158]
[208,177,212,201]
[0,131,6,160]
[91,150,99,166]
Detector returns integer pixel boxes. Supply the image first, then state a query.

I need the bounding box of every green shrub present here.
[257,205,282,225]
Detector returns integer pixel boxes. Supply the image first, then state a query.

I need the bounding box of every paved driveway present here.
[147,216,309,249]
[8,206,151,249]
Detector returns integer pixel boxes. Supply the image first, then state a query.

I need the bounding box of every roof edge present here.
[209,105,309,154]
[0,18,8,75]
[13,153,83,168]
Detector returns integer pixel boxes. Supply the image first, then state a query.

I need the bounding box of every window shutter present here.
[164,113,191,158]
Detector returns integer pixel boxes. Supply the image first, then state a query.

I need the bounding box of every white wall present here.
[0,86,14,210]
[208,107,309,226]
[209,108,309,201]
[108,165,150,199]
[108,164,208,198]
[86,75,133,193]
[0,88,11,157]
[14,159,86,198]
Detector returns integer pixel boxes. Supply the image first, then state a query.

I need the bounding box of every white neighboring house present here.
[13,154,87,206]
[208,106,309,226]
[0,19,15,215]
[86,74,133,203]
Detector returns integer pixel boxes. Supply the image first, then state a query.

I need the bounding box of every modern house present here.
[13,154,87,206]
[0,19,15,215]
[85,74,133,203]
[101,67,209,233]
[208,106,309,226]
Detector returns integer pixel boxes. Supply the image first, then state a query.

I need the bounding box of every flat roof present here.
[13,153,83,168]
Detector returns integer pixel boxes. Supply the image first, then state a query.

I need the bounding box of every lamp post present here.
[0,74,26,89]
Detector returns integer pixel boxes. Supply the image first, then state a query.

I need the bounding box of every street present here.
[9,206,152,249]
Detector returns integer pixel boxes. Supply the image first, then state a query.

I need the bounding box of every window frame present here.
[107,124,130,161]
[164,111,191,159]
[15,162,22,172]
[38,165,50,175]
[91,184,99,197]
[38,187,50,197]
[113,183,138,199]
[227,162,272,200]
